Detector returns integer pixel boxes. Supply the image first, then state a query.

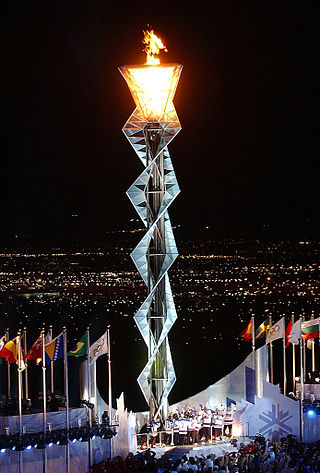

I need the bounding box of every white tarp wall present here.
[171,345,268,411]
[234,381,300,441]
[0,408,87,435]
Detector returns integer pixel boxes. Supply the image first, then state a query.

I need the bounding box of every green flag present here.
[68,334,86,357]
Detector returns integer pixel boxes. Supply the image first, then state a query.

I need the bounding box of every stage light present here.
[48,442,53,447]
[0,449,5,453]
[307,409,316,417]
[315,377,320,383]
[26,445,32,450]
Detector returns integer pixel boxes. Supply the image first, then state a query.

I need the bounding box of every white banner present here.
[266,317,285,344]
[89,329,109,365]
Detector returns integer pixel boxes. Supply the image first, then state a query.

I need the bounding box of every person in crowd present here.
[187,413,196,445]
[212,409,223,440]
[178,414,189,445]
[201,407,212,443]
[150,417,161,447]
[223,405,234,438]
[93,433,320,473]
[173,413,180,445]
[165,414,174,445]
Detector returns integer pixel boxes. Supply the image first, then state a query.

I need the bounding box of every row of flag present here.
[0,328,109,368]
[239,316,320,346]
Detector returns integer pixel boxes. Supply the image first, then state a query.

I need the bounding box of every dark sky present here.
[3,1,319,245]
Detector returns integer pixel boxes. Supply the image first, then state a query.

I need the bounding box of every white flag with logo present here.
[89,329,109,365]
[289,320,301,345]
[266,317,285,344]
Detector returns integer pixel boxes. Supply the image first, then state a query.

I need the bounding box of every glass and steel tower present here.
[119,61,182,419]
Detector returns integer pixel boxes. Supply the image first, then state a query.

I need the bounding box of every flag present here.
[239,320,252,342]
[89,329,109,364]
[0,337,18,363]
[301,318,320,340]
[285,318,293,348]
[255,320,269,340]
[289,320,301,345]
[45,332,64,365]
[266,317,285,344]
[0,336,6,365]
[26,336,42,364]
[68,333,86,357]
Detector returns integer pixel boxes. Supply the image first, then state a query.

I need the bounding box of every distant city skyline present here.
[0,237,319,410]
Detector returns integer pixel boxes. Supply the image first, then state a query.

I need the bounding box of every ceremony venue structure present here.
[119,30,182,420]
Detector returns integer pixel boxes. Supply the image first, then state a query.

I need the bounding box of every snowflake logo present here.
[259,403,293,441]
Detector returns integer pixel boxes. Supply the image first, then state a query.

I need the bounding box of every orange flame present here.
[142,28,168,65]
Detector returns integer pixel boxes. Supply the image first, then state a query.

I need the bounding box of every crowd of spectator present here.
[91,434,320,473]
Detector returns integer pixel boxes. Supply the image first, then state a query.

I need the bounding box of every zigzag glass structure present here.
[119,63,182,419]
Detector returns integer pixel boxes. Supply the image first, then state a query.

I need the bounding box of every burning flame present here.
[143,28,168,65]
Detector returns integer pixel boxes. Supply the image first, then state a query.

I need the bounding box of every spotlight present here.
[1,449,5,453]
[307,408,316,417]
[315,378,320,383]
[26,445,32,450]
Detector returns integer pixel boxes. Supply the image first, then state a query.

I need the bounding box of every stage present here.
[136,439,249,459]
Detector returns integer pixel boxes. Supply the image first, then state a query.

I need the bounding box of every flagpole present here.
[23,327,28,400]
[49,326,54,394]
[292,315,296,394]
[302,315,306,383]
[93,361,97,422]
[269,315,274,384]
[17,330,23,473]
[63,327,70,473]
[42,329,48,473]
[107,325,112,424]
[283,321,287,396]
[311,340,315,372]
[319,318,320,371]
[299,331,304,442]
[41,330,47,432]
[6,328,11,399]
[86,327,92,472]
[17,331,23,435]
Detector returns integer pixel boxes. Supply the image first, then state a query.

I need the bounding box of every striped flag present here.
[0,337,18,363]
[301,318,320,340]
[239,320,252,342]
[285,318,293,348]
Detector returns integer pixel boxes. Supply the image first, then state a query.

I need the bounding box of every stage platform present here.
[137,439,250,459]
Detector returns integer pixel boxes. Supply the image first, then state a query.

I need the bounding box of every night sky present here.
[3,1,319,244]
